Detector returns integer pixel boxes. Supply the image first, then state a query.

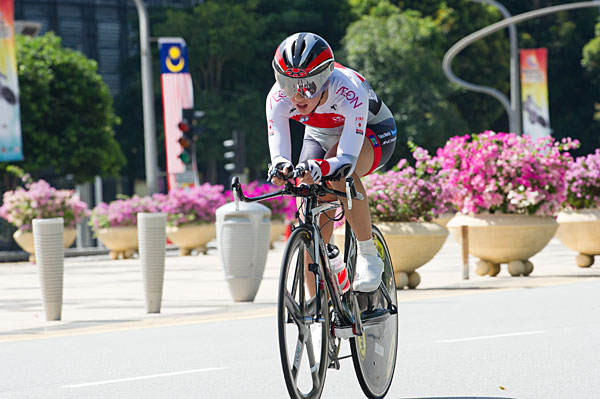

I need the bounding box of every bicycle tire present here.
[278,226,329,399]
[350,225,398,399]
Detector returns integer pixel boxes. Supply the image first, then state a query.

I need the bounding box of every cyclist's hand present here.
[268,162,293,186]
[296,160,322,185]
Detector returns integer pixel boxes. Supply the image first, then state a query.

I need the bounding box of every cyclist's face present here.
[291,90,327,116]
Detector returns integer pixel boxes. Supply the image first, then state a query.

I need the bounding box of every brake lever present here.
[345,177,364,209]
[346,178,353,211]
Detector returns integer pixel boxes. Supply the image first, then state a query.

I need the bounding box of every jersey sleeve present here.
[320,84,369,177]
[266,84,293,166]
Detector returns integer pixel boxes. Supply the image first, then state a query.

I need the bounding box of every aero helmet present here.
[272,32,334,99]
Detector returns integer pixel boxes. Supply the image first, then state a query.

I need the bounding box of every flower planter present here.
[432,212,455,228]
[334,222,447,289]
[96,226,138,259]
[556,209,600,267]
[13,228,77,263]
[166,223,216,256]
[447,213,558,277]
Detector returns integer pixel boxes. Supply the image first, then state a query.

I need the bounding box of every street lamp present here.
[132,0,159,195]
[443,0,521,134]
[443,1,600,135]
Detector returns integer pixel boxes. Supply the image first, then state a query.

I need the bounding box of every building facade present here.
[15,0,198,95]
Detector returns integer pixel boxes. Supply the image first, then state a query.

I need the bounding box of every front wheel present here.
[278,227,329,399]
[350,225,398,398]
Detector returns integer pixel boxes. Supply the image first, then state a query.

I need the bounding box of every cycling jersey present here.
[266,62,396,177]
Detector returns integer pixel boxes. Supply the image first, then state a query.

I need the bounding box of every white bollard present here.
[32,218,65,321]
[137,213,167,313]
[216,202,271,302]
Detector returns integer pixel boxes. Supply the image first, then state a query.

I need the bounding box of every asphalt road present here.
[1,279,599,399]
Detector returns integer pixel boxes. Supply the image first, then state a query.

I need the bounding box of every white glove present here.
[296,160,323,184]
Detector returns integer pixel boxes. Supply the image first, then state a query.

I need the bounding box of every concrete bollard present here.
[137,213,167,313]
[32,218,65,321]
[216,202,271,302]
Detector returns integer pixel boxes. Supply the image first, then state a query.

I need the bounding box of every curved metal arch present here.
[443,1,600,134]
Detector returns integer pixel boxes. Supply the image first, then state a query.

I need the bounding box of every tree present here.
[7,33,125,184]
[582,22,600,127]
[342,7,468,163]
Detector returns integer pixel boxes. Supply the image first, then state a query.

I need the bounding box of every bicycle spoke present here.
[284,291,304,324]
[305,328,321,387]
[291,335,306,382]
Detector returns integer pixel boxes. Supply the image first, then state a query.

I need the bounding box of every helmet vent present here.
[282,50,289,67]
[299,40,306,57]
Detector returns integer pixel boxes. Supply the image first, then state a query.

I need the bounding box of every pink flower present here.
[434,131,579,216]
[0,177,89,232]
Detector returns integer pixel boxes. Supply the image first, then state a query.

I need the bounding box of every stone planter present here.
[96,226,138,259]
[13,228,77,263]
[447,213,558,277]
[269,219,287,249]
[334,222,448,289]
[166,223,216,256]
[556,209,600,267]
[432,212,455,228]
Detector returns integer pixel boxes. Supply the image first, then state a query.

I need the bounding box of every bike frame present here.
[232,176,361,329]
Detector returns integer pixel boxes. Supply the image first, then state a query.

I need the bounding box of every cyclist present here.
[266,32,397,293]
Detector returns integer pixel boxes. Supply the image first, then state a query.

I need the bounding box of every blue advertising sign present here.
[159,37,189,74]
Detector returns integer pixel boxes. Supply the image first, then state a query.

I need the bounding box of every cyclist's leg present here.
[326,119,397,291]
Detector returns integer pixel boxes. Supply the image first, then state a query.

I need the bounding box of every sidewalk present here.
[1,236,599,340]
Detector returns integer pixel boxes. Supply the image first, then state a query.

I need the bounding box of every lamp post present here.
[443,0,521,134]
[443,1,600,135]
[132,0,159,195]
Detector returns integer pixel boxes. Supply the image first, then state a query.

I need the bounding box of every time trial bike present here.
[231,169,398,399]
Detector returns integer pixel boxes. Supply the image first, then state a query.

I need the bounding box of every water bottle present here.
[326,244,350,294]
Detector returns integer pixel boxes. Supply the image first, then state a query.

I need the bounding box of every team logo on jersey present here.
[299,115,310,123]
[332,116,345,124]
[368,133,380,148]
[285,68,307,77]
[331,104,337,110]
[356,129,364,135]
[336,86,363,109]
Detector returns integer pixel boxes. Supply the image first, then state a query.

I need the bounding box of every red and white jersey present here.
[266,63,392,176]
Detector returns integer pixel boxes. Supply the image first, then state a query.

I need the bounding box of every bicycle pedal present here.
[332,323,355,339]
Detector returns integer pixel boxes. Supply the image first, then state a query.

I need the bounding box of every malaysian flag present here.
[159,38,194,190]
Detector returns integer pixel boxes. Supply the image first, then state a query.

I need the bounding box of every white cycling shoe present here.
[352,253,384,293]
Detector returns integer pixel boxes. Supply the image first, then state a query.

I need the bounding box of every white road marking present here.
[62,367,228,388]
[436,330,544,343]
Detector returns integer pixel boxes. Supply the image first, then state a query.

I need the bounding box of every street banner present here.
[158,37,194,190]
[0,0,23,161]
[520,48,551,139]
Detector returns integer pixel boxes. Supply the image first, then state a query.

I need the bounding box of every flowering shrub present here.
[434,131,579,216]
[364,145,454,223]
[225,181,296,221]
[0,169,89,232]
[564,149,600,209]
[89,195,160,231]
[154,183,227,227]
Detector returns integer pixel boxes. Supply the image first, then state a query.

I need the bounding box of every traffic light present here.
[223,130,245,173]
[178,113,193,164]
[177,109,205,165]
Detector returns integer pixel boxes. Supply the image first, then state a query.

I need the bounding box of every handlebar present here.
[231,175,364,212]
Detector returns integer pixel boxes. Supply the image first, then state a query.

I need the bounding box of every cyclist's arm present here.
[266,85,293,167]
[315,85,369,178]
